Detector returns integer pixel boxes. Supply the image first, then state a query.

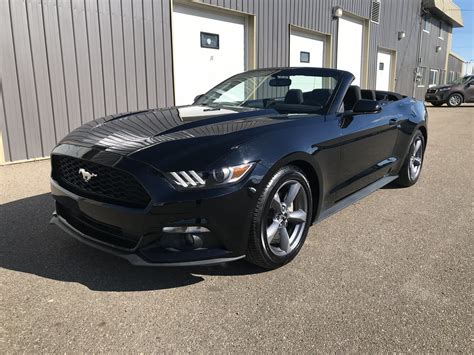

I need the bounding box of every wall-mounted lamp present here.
[332,6,343,19]
[435,46,442,53]
[398,31,406,40]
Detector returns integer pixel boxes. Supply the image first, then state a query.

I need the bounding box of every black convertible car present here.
[50,68,427,269]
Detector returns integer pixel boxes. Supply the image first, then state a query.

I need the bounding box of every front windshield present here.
[195,69,341,114]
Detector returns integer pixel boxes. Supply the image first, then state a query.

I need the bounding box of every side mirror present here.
[352,99,381,114]
[466,82,472,87]
[194,94,204,103]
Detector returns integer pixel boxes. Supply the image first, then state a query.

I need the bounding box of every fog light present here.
[162,226,210,233]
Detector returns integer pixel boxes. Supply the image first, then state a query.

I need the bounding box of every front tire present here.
[395,130,425,187]
[246,166,312,269]
[431,102,443,107]
[447,93,463,107]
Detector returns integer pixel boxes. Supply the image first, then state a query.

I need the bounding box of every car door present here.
[333,106,400,200]
[464,79,474,102]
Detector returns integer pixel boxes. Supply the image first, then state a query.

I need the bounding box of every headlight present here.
[167,162,255,189]
[438,87,451,92]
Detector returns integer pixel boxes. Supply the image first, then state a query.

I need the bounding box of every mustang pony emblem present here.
[78,168,97,182]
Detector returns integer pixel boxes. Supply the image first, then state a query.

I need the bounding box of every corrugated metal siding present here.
[447,53,463,74]
[0,0,173,162]
[0,0,453,162]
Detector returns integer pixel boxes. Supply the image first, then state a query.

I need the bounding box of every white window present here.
[449,71,455,82]
[423,16,431,33]
[429,69,439,87]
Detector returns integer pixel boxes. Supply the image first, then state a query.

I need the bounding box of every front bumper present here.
[50,211,245,266]
[425,91,449,103]
[49,146,267,266]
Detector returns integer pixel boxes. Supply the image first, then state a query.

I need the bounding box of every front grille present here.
[52,155,151,208]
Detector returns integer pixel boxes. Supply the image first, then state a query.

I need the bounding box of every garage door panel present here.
[172,5,246,105]
[376,51,392,91]
[337,18,363,86]
[289,31,324,68]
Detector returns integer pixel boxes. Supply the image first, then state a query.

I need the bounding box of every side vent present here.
[371,0,381,24]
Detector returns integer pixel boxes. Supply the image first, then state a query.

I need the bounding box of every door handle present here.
[389,118,398,125]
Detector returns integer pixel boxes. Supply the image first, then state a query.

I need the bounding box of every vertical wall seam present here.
[152,0,158,107]
[70,0,84,124]
[25,0,45,156]
[40,0,57,143]
[96,0,107,114]
[8,0,29,158]
[109,0,118,113]
[0,75,13,160]
[131,0,139,108]
[120,0,129,112]
[161,0,168,104]
[84,0,96,117]
[142,0,149,109]
[56,0,71,133]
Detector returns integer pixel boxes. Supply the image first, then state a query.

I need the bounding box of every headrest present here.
[284,89,304,104]
[361,89,376,100]
[343,85,362,111]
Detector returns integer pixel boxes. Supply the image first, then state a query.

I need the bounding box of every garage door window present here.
[200,32,219,49]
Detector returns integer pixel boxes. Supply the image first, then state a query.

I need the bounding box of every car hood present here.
[58,105,293,170]
[429,84,454,90]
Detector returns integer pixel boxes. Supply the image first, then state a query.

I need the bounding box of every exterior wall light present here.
[398,31,406,40]
[435,46,442,53]
[332,6,343,19]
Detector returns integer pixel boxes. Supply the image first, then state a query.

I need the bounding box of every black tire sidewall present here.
[255,167,312,266]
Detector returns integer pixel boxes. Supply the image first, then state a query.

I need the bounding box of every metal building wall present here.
[0,0,173,162]
[447,53,464,75]
[0,0,451,162]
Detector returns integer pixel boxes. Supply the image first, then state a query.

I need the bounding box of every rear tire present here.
[447,93,463,107]
[395,130,425,187]
[246,166,312,269]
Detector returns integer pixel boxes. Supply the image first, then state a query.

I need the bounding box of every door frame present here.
[376,46,397,91]
[288,24,332,68]
[170,0,257,105]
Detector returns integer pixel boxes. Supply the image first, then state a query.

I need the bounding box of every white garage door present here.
[289,30,324,68]
[337,17,363,86]
[172,5,246,106]
[376,51,392,91]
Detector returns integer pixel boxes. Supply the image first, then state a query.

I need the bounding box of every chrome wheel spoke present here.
[279,227,290,252]
[284,182,301,205]
[288,209,307,223]
[271,192,282,211]
[413,140,422,155]
[267,220,280,243]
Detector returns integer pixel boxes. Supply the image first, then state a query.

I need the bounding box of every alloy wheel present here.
[263,180,309,256]
[409,137,423,181]
[449,94,461,106]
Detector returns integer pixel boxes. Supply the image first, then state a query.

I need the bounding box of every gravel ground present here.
[0,104,472,352]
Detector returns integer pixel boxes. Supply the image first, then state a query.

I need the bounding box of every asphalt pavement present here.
[0,104,472,352]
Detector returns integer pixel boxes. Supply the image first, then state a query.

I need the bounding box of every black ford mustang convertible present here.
[50,68,427,269]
